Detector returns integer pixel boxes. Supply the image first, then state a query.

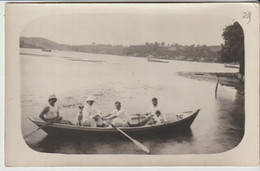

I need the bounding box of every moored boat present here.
[147,58,169,63]
[28,109,200,137]
[224,64,239,69]
[41,48,52,52]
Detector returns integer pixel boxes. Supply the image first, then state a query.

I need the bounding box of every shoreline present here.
[177,71,244,92]
[20,47,231,65]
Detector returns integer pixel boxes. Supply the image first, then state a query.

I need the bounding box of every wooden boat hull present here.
[29,109,200,138]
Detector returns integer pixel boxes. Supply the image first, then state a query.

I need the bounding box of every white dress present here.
[77,104,102,127]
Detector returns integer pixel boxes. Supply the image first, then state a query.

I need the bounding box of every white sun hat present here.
[86,95,95,102]
[48,94,57,100]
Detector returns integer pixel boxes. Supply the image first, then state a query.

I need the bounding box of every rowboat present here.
[41,48,52,52]
[28,109,200,138]
[147,58,169,63]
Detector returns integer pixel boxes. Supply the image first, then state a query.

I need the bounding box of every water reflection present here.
[215,90,244,151]
[27,128,194,154]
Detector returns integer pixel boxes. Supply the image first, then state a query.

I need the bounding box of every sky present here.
[21,13,235,46]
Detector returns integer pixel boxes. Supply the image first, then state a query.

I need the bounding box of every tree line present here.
[20,38,221,63]
[123,42,219,62]
[20,21,244,73]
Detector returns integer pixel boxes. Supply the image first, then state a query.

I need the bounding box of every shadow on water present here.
[27,128,194,154]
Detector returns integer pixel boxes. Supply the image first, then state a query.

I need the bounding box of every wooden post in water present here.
[215,77,220,99]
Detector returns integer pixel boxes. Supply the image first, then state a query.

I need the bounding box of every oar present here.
[116,127,150,154]
[23,118,58,138]
[105,121,150,154]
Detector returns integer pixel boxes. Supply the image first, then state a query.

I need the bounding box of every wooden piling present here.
[215,77,220,99]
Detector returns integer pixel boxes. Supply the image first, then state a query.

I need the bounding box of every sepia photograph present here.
[19,7,245,155]
[4,3,259,166]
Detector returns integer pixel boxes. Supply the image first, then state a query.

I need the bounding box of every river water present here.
[20,48,244,154]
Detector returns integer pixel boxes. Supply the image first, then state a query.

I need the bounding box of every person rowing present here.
[39,94,72,124]
[76,95,103,127]
[102,101,129,127]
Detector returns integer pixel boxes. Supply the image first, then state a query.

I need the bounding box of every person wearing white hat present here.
[39,94,73,125]
[76,95,102,127]
[39,94,62,122]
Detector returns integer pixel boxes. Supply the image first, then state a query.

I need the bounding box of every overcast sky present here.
[21,13,235,46]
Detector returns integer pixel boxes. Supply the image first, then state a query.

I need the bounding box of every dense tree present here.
[154,41,159,47]
[218,22,244,75]
[161,42,165,46]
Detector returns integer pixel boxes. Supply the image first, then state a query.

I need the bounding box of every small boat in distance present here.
[147,57,169,63]
[224,64,239,69]
[41,48,52,52]
[28,109,200,137]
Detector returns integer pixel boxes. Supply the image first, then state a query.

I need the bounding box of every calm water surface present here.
[20,48,244,154]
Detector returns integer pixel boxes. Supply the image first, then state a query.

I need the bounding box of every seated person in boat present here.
[146,110,166,125]
[102,101,129,127]
[39,94,72,124]
[76,95,103,127]
[147,97,167,122]
[128,97,167,126]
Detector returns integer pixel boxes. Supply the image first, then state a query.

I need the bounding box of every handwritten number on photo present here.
[242,11,252,24]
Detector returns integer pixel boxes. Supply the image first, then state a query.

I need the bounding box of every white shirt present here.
[147,105,167,122]
[153,115,164,125]
[110,108,128,121]
[81,104,102,122]
[45,105,58,119]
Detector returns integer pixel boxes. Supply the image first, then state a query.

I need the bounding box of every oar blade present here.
[106,121,151,154]
[23,132,33,139]
[23,118,58,138]
[23,129,38,138]
[133,140,150,154]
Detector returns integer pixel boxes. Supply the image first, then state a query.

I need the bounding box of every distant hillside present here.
[20,37,221,63]
[20,37,71,51]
